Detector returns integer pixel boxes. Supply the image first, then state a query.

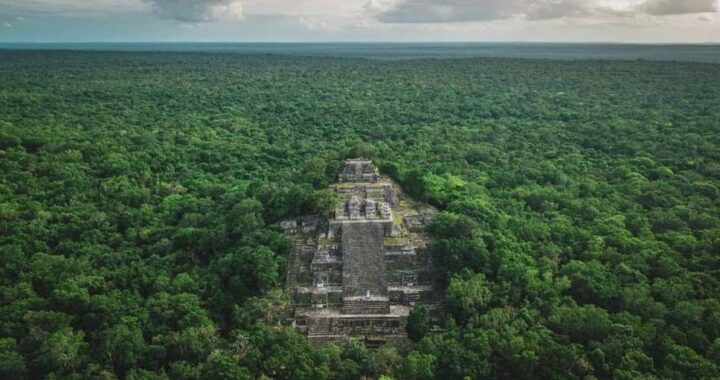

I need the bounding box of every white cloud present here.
[375,0,518,23]
[245,0,364,17]
[147,0,244,22]
[2,21,13,28]
[525,0,635,20]
[298,16,340,31]
[371,0,720,23]
[250,1,381,31]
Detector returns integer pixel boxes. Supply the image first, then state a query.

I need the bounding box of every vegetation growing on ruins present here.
[1,50,720,379]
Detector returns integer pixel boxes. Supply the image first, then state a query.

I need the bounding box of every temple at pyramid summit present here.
[281,158,444,347]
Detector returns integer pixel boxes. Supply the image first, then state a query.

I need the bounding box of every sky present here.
[0,0,718,43]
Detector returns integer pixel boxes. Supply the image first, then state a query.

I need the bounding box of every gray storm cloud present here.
[375,0,719,23]
[146,0,243,22]
[641,0,718,15]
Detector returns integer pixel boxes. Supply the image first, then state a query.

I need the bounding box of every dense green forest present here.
[1,50,719,379]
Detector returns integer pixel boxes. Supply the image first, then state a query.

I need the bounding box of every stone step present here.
[308,318,331,335]
[342,298,390,314]
[404,292,421,303]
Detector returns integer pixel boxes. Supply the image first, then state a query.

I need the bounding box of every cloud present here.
[2,21,12,28]
[146,0,243,22]
[525,1,596,21]
[375,0,519,23]
[372,0,626,23]
[0,0,146,16]
[372,0,719,23]
[298,16,341,31]
[639,0,718,15]
[525,0,635,21]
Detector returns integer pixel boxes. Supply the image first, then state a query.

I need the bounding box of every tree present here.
[0,338,27,379]
[446,271,492,324]
[99,319,147,375]
[547,304,613,345]
[227,198,264,239]
[202,351,252,380]
[368,345,402,378]
[402,351,436,380]
[32,327,87,374]
[214,246,279,298]
[429,212,490,279]
[407,305,431,342]
[660,341,718,379]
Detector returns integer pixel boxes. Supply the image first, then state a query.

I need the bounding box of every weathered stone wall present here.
[338,159,379,183]
[341,298,391,314]
[307,316,406,337]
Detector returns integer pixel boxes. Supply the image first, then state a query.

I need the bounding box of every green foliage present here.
[402,351,436,380]
[430,212,491,280]
[1,50,719,379]
[445,271,492,324]
[368,345,403,378]
[0,338,27,379]
[202,351,252,380]
[406,305,431,342]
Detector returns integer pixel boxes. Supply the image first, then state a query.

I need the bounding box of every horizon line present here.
[1,41,720,45]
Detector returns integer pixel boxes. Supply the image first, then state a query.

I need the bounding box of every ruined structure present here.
[282,158,442,347]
